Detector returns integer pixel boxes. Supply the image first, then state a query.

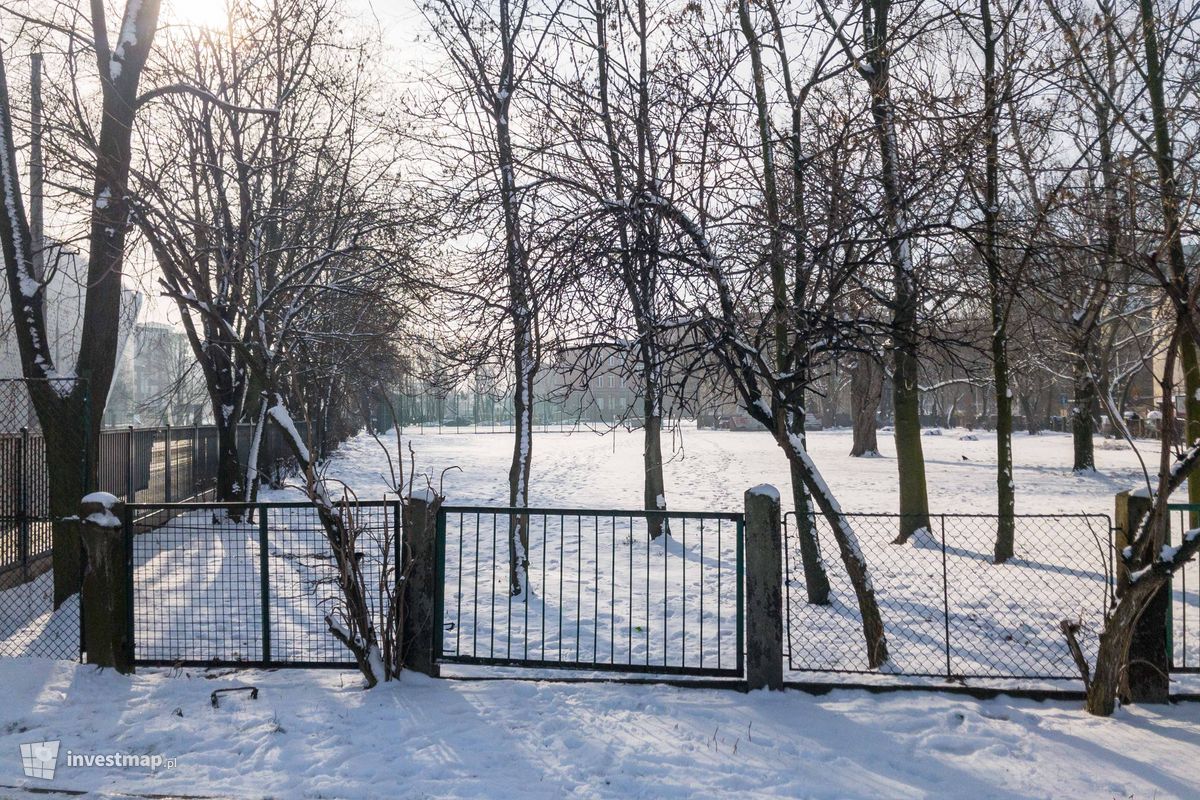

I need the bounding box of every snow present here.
[84,510,121,528]
[109,0,143,81]
[81,492,119,508]
[409,486,439,504]
[747,484,781,503]
[267,400,309,465]
[5,426,1200,796]
[0,658,1198,799]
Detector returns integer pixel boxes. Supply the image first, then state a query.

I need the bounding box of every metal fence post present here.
[940,514,952,680]
[17,427,29,579]
[434,505,446,665]
[125,503,134,668]
[192,425,200,495]
[259,506,271,666]
[125,425,134,502]
[744,485,781,690]
[163,424,172,503]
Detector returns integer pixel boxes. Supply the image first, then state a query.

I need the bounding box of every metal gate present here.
[435,506,744,677]
[1168,503,1200,673]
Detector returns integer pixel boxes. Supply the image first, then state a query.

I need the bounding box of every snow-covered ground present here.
[2,657,1200,799]
[4,425,1200,798]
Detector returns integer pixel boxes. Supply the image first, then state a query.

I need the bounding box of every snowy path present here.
[1,658,1198,799]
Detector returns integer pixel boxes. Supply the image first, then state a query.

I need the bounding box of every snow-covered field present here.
[309,425,1195,679]
[6,425,1198,675]
[315,424,1148,515]
[2,658,1199,799]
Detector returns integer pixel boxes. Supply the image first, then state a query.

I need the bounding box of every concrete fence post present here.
[745,484,783,690]
[79,492,133,674]
[1113,490,1153,596]
[402,491,441,677]
[1115,489,1171,702]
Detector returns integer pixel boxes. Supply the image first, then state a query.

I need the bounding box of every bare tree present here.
[422,0,566,596]
[0,0,161,604]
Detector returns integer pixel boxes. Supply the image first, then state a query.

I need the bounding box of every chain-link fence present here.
[0,378,84,659]
[784,512,1113,681]
[384,389,679,436]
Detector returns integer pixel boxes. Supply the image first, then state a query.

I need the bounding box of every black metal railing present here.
[125,501,744,678]
[2,420,310,578]
[436,506,744,677]
[784,512,1114,681]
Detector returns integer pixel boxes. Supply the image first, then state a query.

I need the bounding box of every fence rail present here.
[436,506,744,677]
[784,512,1114,682]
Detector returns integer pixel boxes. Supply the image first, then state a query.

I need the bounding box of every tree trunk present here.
[981,0,1015,563]
[850,355,882,456]
[734,0,830,599]
[892,340,931,541]
[863,23,931,543]
[790,398,831,604]
[822,364,839,429]
[1071,354,1097,471]
[643,386,669,539]
[785,440,888,667]
[1181,340,1200,506]
[507,321,534,596]
[215,415,242,502]
[43,402,91,608]
[0,1,162,607]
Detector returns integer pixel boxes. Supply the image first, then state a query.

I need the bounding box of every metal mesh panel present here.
[438,507,743,676]
[131,509,263,665]
[264,504,391,666]
[944,515,1111,679]
[130,501,394,668]
[785,512,1113,681]
[786,513,950,676]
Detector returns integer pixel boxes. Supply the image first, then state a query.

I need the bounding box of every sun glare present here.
[164,0,229,30]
